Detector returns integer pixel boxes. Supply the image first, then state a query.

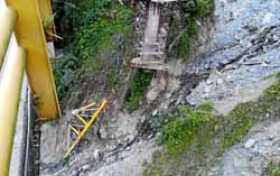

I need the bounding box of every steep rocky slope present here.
[40,0,280,176]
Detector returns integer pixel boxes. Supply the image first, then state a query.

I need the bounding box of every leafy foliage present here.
[177,19,198,59]
[160,103,214,155]
[265,162,280,176]
[52,0,133,100]
[126,70,153,112]
[175,0,214,59]
[194,0,214,17]
[53,54,81,100]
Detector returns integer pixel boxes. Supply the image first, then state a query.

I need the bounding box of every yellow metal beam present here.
[65,100,108,158]
[75,114,88,126]
[0,6,17,66]
[77,102,96,113]
[0,36,26,176]
[6,0,61,120]
[70,125,80,136]
[38,0,52,22]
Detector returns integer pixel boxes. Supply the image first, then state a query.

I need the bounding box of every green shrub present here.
[265,162,280,176]
[160,103,214,155]
[177,18,198,59]
[175,0,214,60]
[53,0,133,100]
[194,0,214,17]
[126,70,153,112]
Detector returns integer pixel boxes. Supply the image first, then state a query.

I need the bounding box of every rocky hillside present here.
[40,0,280,176]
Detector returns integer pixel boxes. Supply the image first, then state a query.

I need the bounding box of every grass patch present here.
[264,162,280,176]
[159,102,214,155]
[144,74,280,175]
[219,104,254,151]
[126,70,153,112]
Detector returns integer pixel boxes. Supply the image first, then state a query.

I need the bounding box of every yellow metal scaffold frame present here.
[64,99,108,158]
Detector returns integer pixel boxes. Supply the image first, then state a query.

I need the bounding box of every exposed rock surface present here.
[187,0,280,114]
[209,121,280,176]
[40,0,280,176]
[186,0,280,175]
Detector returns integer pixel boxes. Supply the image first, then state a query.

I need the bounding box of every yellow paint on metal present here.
[70,125,80,136]
[38,0,52,22]
[75,114,88,126]
[0,6,17,66]
[65,100,108,158]
[77,102,96,113]
[0,37,26,176]
[6,0,61,120]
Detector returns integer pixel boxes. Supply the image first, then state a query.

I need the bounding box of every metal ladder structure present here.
[0,0,60,175]
[65,99,108,158]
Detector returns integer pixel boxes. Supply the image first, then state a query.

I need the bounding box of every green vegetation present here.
[220,104,254,151]
[106,70,120,89]
[53,0,133,101]
[176,19,198,59]
[126,70,153,112]
[159,102,214,155]
[175,0,214,59]
[195,0,215,17]
[265,162,280,176]
[144,74,280,176]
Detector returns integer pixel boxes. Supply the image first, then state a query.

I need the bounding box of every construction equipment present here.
[64,99,108,158]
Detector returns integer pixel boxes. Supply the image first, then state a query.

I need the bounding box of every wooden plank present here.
[6,0,61,120]
[130,57,168,71]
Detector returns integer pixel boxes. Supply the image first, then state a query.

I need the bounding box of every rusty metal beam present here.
[6,0,61,120]
[0,35,26,176]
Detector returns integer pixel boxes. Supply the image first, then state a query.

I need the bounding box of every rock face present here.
[187,0,280,114]
[40,0,280,176]
[186,0,280,175]
[210,121,280,176]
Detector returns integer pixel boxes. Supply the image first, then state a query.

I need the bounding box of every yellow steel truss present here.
[64,99,108,158]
